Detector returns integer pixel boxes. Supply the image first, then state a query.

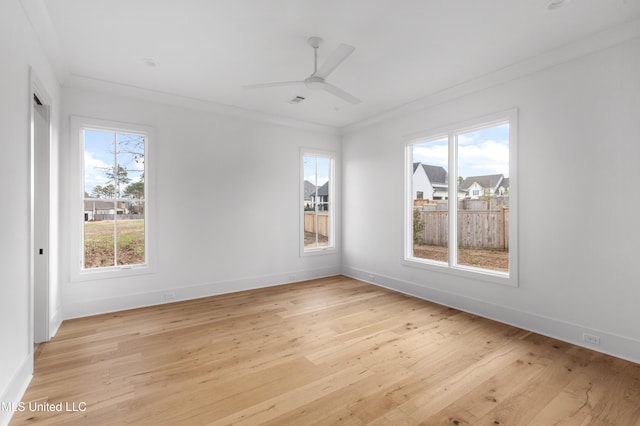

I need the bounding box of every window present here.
[71,117,153,278]
[405,110,517,285]
[417,191,424,200]
[301,150,335,253]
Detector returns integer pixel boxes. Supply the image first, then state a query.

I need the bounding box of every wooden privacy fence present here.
[304,212,329,237]
[418,208,509,249]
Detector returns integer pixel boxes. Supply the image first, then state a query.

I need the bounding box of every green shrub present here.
[413,209,424,244]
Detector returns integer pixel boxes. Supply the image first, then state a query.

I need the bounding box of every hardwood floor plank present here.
[9,276,640,425]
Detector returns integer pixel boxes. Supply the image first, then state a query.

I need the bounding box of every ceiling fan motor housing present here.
[307,36,323,48]
[305,76,325,89]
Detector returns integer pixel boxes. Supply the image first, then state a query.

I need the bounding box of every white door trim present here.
[30,68,52,346]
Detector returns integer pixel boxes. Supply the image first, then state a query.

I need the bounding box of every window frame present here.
[300,148,336,256]
[403,109,518,287]
[70,116,155,282]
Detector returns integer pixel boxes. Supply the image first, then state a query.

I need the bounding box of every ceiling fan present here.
[243,36,361,104]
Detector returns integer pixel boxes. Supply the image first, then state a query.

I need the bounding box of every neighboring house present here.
[303,180,316,209]
[83,200,125,221]
[311,181,329,211]
[413,163,464,200]
[497,177,509,195]
[459,174,505,199]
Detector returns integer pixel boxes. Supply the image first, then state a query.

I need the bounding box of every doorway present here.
[32,75,50,344]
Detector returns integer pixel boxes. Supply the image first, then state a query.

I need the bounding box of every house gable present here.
[460,174,505,198]
[412,162,433,200]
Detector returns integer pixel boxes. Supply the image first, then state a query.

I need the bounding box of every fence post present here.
[499,207,506,249]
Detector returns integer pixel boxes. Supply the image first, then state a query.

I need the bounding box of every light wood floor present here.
[11,276,640,425]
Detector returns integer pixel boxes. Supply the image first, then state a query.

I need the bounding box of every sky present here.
[412,123,509,179]
[84,129,145,196]
[303,155,330,186]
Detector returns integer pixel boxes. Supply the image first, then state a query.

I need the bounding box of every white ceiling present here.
[23,0,640,128]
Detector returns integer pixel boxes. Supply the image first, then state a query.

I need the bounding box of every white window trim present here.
[70,116,156,282]
[300,148,337,256]
[403,109,518,287]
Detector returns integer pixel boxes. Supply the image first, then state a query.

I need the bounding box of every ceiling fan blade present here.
[314,44,355,79]
[321,82,361,104]
[243,81,305,89]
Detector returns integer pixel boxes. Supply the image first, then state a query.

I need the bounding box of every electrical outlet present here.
[164,292,175,301]
[583,333,600,345]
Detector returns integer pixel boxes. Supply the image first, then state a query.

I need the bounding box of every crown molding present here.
[19,0,640,136]
[64,74,341,136]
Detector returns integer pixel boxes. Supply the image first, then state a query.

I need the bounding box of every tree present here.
[91,184,116,199]
[106,165,131,187]
[93,165,131,197]
[117,135,145,181]
[124,181,144,199]
[123,181,145,214]
[483,187,493,210]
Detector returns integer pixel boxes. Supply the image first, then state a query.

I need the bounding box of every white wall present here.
[60,84,342,318]
[342,36,640,363]
[0,0,61,424]
[412,165,433,201]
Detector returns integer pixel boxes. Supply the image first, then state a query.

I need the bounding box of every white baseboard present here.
[342,265,640,365]
[49,309,62,340]
[58,263,640,364]
[63,266,341,320]
[0,354,33,426]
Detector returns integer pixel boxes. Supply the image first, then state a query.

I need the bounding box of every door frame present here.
[29,68,52,347]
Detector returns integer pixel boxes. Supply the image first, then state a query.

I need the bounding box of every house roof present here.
[413,162,448,185]
[317,182,329,197]
[500,177,510,189]
[459,174,504,191]
[303,180,316,199]
[422,164,447,185]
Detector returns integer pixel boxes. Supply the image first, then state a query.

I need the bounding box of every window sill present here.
[71,264,154,282]
[402,256,517,287]
[301,247,338,257]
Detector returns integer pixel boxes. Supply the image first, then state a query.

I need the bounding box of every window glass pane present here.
[303,155,331,250]
[457,123,509,272]
[83,129,116,268]
[116,133,145,266]
[84,219,115,268]
[411,137,449,263]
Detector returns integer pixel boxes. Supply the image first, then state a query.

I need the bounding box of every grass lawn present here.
[304,231,329,248]
[413,244,508,272]
[84,219,145,268]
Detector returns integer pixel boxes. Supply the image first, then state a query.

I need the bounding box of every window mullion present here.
[113,133,118,266]
[314,156,319,248]
[448,132,458,267]
[328,158,334,247]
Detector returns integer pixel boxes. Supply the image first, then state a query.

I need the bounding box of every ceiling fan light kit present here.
[244,36,361,104]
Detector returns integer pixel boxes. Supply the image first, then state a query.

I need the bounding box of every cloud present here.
[413,142,448,169]
[84,151,111,192]
[459,140,509,177]
[305,175,329,186]
[413,138,508,178]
